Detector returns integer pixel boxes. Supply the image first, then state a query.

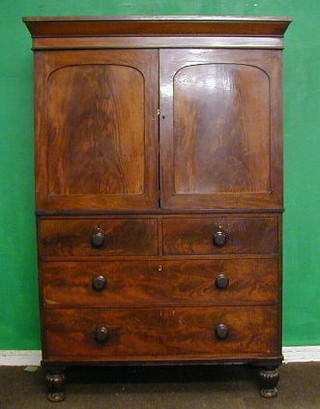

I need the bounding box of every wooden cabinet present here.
[23,15,291,401]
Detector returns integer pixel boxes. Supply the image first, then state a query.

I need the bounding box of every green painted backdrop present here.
[1,0,319,350]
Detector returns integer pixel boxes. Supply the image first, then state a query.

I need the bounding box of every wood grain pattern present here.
[173,64,270,194]
[48,64,145,195]
[41,258,279,307]
[35,49,158,211]
[22,16,290,395]
[37,208,284,215]
[162,217,278,255]
[32,36,284,51]
[160,49,283,209]
[23,15,292,38]
[42,306,279,359]
[39,218,158,257]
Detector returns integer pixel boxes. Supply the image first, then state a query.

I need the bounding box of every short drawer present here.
[39,218,158,258]
[41,259,279,307]
[162,217,278,255]
[43,306,279,360]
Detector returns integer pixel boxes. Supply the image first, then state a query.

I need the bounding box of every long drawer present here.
[43,306,279,360]
[162,217,279,255]
[39,218,158,258]
[41,259,279,307]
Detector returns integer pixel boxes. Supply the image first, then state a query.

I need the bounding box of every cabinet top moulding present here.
[23,16,292,49]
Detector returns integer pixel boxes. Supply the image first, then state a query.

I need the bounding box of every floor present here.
[0,363,319,408]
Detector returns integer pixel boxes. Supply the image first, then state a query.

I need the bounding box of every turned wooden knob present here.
[213,227,227,247]
[91,228,106,248]
[215,274,229,289]
[95,326,110,343]
[92,275,107,291]
[215,323,229,339]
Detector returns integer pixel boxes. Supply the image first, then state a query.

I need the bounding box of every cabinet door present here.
[36,50,158,211]
[160,49,282,209]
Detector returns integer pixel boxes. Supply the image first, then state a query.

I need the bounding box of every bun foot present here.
[46,370,66,402]
[259,367,279,398]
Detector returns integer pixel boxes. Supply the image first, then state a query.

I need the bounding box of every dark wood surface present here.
[42,306,279,359]
[48,65,144,195]
[173,63,270,193]
[41,258,279,307]
[32,36,285,51]
[23,16,290,398]
[37,208,284,215]
[38,214,279,258]
[35,49,158,211]
[23,15,292,38]
[162,217,278,255]
[160,49,282,209]
[39,218,158,257]
[34,47,283,212]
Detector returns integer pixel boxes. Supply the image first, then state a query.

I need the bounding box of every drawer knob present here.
[91,228,106,248]
[92,275,107,291]
[215,274,229,289]
[215,323,229,339]
[213,227,227,247]
[95,326,109,343]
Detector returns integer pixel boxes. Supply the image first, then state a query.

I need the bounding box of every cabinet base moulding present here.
[1,347,320,366]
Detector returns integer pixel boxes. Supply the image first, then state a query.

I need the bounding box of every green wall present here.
[1,0,319,350]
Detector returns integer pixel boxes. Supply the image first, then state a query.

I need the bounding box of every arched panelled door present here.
[159,49,282,210]
[36,49,159,211]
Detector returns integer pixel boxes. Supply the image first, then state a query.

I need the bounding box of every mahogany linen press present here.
[23,15,291,401]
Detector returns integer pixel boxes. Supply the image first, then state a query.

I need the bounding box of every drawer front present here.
[43,306,279,359]
[39,219,158,258]
[41,259,279,307]
[162,217,278,255]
